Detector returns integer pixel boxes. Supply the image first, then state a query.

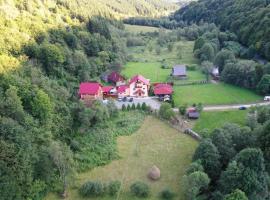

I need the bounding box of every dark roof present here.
[172,65,186,76]
[188,112,200,119]
[108,71,125,83]
[153,83,173,95]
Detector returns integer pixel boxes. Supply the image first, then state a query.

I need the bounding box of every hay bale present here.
[148,165,160,180]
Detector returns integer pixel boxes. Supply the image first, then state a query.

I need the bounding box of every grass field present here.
[128,40,199,66]
[125,24,161,33]
[193,110,248,137]
[45,116,198,200]
[122,62,206,83]
[173,83,262,106]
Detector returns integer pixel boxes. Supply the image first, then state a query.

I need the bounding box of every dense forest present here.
[173,0,270,60]
[183,106,270,200]
[0,0,176,199]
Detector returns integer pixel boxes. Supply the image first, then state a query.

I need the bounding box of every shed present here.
[172,65,187,78]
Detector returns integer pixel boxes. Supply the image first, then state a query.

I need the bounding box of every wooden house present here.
[79,82,103,100]
[171,65,187,79]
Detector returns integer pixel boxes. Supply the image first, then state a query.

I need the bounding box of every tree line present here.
[183,106,270,200]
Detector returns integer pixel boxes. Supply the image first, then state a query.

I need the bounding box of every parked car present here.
[123,97,127,102]
[264,96,270,101]
[118,97,122,102]
[239,106,247,110]
[129,97,133,102]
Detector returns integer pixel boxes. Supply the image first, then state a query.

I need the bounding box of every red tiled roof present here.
[129,75,150,85]
[102,86,113,93]
[154,84,173,95]
[79,82,101,95]
[117,85,129,93]
[108,71,125,83]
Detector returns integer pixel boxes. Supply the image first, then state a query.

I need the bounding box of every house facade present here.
[129,75,150,97]
[117,85,130,97]
[79,82,103,100]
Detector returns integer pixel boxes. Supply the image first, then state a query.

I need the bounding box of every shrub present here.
[159,103,175,120]
[141,102,147,111]
[131,103,136,110]
[127,104,131,111]
[136,103,141,110]
[107,180,121,196]
[130,181,150,198]
[122,104,126,111]
[179,104,187,116]
[79,181,105,197]
[160,189,176,200]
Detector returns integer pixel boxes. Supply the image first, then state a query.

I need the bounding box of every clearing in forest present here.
[46,116,198,200]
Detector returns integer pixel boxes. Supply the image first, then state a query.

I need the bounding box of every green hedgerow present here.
[130,181,150,198]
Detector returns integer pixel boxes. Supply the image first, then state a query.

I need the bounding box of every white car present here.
[264,96,270,101]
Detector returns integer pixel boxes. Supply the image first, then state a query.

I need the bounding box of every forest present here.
[173,0,270,60]
[0,0,176,199]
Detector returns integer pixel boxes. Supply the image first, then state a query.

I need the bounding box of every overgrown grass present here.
[173,83,262,106]
[128,40,199,66]
[74,111,145,171]
[193,110,248,137]
[45,116,198,200]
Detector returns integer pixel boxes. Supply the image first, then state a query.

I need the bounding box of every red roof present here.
[154,84,173,95]
[102,86,113,93]
[79,82,102,95]
[108,71,125,83]
[117,85,129,93]
[129,75,150,85]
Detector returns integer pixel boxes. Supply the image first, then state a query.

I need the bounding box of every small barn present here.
[171,65,187,79]
[187,108,200,119]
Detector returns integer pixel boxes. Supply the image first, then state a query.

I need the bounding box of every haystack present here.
[148,165,160,180]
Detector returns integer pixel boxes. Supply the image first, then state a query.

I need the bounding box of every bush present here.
[122,104,126,111]
[141,102,147,111]
[136,103,141,110]
[79,181,105,197]
[159,103,175,120]
[130,181,150,198]
[160,189,176,200]
[107,180,121,196]
[127,104,131,111]
[187,64,197,71]
[131,103,136,110]
[179,104,187,116]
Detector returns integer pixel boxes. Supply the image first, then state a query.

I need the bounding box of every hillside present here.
[0,1,181,199]
[173,0,270,60]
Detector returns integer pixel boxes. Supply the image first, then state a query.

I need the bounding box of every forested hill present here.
[0,0,176,199]
[173,0,270,60]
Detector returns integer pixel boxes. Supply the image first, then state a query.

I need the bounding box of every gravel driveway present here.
[114,97,161,110]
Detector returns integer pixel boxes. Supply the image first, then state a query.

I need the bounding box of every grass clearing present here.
[125,24,161,33]
[45,116,198,200]
[193,110,248,137]
[128,40,199,66]
[173,83,262,106]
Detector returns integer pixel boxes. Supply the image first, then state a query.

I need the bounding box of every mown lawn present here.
[122,62,206,83]
[193,110,248,137]
[173,83,262,106]
[122,62,170,82]
[45,116,198,200]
